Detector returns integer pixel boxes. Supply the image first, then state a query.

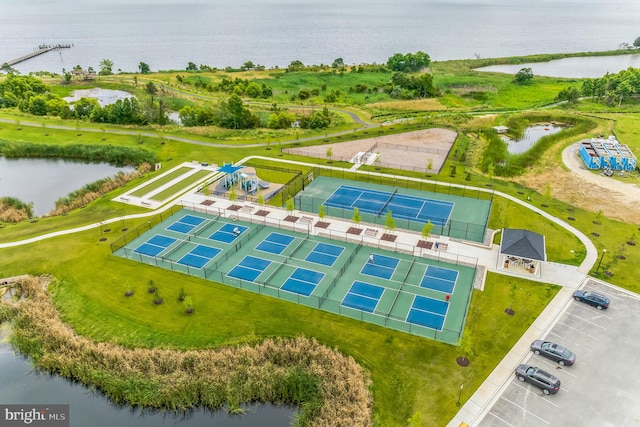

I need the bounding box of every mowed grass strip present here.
[130,166,193,197]
[150,169,213,201]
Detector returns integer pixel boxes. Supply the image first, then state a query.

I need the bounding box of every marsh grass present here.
[6,277,372,427]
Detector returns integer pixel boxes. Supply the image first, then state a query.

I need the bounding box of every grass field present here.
[130,166,193,197]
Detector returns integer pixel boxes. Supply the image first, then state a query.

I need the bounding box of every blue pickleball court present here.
[341,281,384,313]
[406,295,449,330]
[209,223,248,243]
[324,185,454,226]
[256,232,295,255]
[304,242,344,267]
[280,268,325,296]
[177,245,221,269]
[227,256,271,282]
[420,265,459,293]
[133,234,176,257]
[167,215,206,234]
[360,254,399,279]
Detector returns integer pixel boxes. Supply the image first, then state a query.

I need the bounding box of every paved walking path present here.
[0,156,602,427]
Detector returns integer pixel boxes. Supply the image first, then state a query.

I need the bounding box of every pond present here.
[501,124,566,155]
[476,54,640,78]
[0,157,135,217]
[63,88,133,107]
[0,324,296,426]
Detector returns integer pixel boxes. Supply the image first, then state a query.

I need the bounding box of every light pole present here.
[596,249,607,274]
[456,384,464,406]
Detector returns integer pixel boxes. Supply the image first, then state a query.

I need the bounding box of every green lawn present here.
[130,166,193,197]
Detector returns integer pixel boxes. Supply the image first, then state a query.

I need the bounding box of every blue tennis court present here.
[341,281,384,313]
[177,245,221,269]
[209,223,248,243]
[280,268,325,296]
[361,254,399,279]
[420,265,459,293]
[256,232,295,255]
[166,215,206,234]
[324,185,454,226]
[133,235,176,257]
[304,242,344,267]
[227,256,271,282]
[406,295,448,330]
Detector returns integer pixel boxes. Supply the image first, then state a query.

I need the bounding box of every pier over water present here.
[3,44,72,67]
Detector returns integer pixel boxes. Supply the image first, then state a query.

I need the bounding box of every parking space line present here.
[534,358,578,378]
[568,313,608,329]
[487,411,516,427]
[512,383,560,408]
[572,304,613,320]
[501,396,551,424]
[557,322,600,340]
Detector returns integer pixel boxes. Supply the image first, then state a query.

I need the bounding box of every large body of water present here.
[1,0,640,74]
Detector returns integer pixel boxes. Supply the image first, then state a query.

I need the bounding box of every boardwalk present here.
[4,44,72,66]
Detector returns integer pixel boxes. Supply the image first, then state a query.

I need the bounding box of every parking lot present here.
[479,280,640,426]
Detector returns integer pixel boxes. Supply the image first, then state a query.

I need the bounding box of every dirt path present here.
[517,144,640,224]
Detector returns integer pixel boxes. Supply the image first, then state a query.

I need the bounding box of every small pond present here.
[476,54,640,78]
[63,88,133,107]
[0,324,296,426]
[501,124,566,154]
[0,157,135,216]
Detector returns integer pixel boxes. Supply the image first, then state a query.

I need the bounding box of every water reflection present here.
[0,324,296,426]
[501,124,566,154]
[0,157,134,216]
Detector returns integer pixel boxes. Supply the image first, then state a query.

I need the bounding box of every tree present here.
[138,62,151,74]
[421,220,434,241]
[318,205,326,219]
[145,82,157,97]
[352,207,361,225]
[332,57,344,68]
[287,60,305,72]
[556,87,580,104]
[186,62,198,71]
[99,59,114,75]
[228,185,237,202]
[387,51,431,72]
[384,210,396,233]
[634,37,640,48]
[326,147,333,162]
[257,190,265,206]
[246,82,262,98]
[241,61,255,70]
[285,197,295,214]
[514,67,533,84]
[183,296,194,314]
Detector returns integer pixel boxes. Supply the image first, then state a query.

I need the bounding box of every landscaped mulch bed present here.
[200,200,215,206]
[381,233,397,242]
[315,221,330,229]
[227,205,242,211]
[417,240,434,249]
[284,215,299,222]
[346,227,363,235]
[255,210,270,217]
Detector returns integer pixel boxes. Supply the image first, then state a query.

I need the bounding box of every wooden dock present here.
[4,44,72,66]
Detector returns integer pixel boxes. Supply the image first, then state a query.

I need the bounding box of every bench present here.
[141,200,152,206]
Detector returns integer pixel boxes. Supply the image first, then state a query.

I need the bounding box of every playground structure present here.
[217,163,269,196]
[579,136,637,172]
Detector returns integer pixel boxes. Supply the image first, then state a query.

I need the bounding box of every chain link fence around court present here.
[112,204,477,344]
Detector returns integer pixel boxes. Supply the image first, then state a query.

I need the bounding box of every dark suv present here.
[514,364,561,395]
[573,290,610,310]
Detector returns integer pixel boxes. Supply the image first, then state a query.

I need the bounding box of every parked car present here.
[514,364,561,395]
[573,290,610,310]
[531,340,576,366]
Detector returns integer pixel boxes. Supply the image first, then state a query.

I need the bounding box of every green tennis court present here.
[296,176,492,243]
[113,209,476,344]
